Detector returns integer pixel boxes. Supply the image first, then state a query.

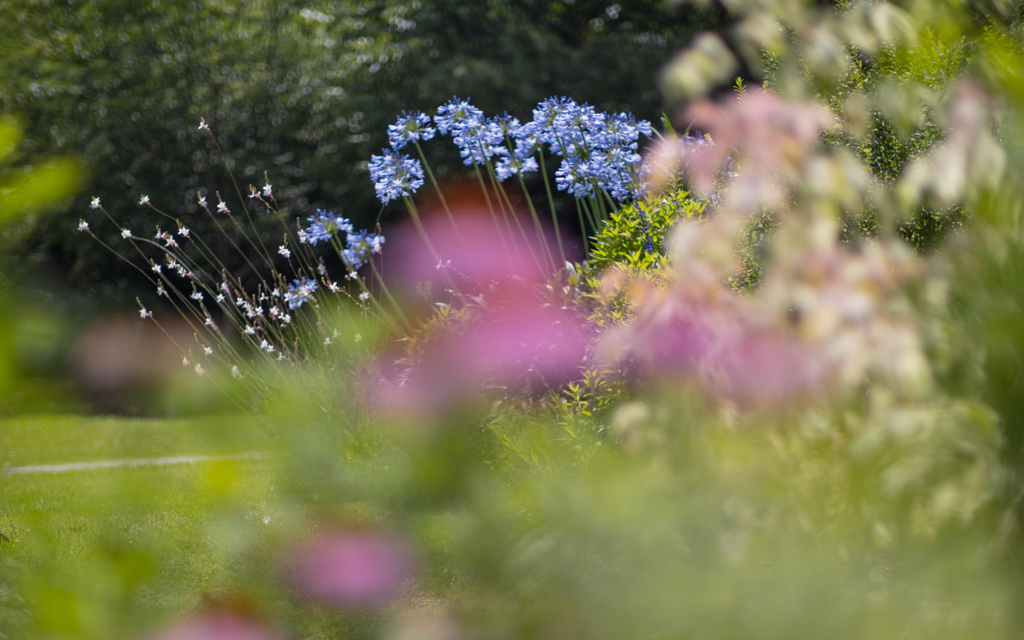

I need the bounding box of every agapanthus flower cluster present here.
[387,111,436,150]
[370,97,653,205]
[343,230,386,271]
[284,277,318,310]
[368,150,425,204]
[305,209,355,246]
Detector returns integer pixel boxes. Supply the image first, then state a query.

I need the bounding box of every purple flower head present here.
[343,230,386,270]
[368,149,425,204]
[494,154,539,181]
[530,96,576,146]
[450,117,505,166]
[434,97,485,136]
[387,111,436,150]
[305,209,355,245]
[286,531,414,609]
[555,154,598,198]
[285,277,318,310]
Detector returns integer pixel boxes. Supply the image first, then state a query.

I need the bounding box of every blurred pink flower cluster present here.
[370,201,589,416]
[603,87,935,406]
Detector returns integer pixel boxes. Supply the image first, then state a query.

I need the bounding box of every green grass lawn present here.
[0,416,285,638]
[0,414,463,640]
[0,414,274,467]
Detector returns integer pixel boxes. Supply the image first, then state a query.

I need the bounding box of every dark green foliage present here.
[727,211,777,291]
[0,0,732,308]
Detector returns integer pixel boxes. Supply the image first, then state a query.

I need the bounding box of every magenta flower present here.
[285,531,414,609]
[602,293,825,407]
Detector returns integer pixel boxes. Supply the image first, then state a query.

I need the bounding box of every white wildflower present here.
[262,183,273,197]
[121,228,132,239]
[278,245,291,258]
[358,291,370,302]
[182,357,189,366]
[244,325,256,335]
[139,307,152,319]
[77,219,90,232]
[217,201,229,213]
[139,195,150,205]
[89,197,101,209]
[354,333,362,342]
[194,363,205,376]
[231,365,242,379]
[198,118,209,131]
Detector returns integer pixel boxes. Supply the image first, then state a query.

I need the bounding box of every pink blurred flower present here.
[285,530,414,609]
[675,87,835,211]
[603,293,824,406]
[149,612,281,640]
[370,302,590,416]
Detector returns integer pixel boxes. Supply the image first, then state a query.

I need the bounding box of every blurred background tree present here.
[0,0,730,312]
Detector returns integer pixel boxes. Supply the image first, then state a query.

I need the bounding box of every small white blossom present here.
[317,263,327,276]
[262,184,273,197]
[139,195,150,205]
[89,197,101,209]
[260,339,275,353]
[358,291,370,302]
[190,291,203,301]
[217,201,229,213]
[139,307,152,319]
[204,317,216,328]
[271,288,281,297]
[151,264,162,274]
[197,196,206,207]
[328,281,339,293]
[216,294,225,303]
[178,226,190,238]
[231,365,242,379]
[278,245,291,258]
[182,357,189,366]
[297,229,308,243]
[156,284,165,297]
[198,118,209,131]
[324,337,332,345]
[194,363,205,376]
[77,219,89,232]
[203,346,212,355]
[244,325,256,335]
[263,515,271,524]
[121,228,132,239]
[354,333,362,342]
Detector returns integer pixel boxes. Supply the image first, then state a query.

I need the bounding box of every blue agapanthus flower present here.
[343,230,386,270]
[285,277,318,310]
[434,97,485,136]
[368,149,425,204]
[305,209,355,245]
[387,111,436,150]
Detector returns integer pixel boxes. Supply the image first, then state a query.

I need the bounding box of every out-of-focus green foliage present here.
[0,0,730,306]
